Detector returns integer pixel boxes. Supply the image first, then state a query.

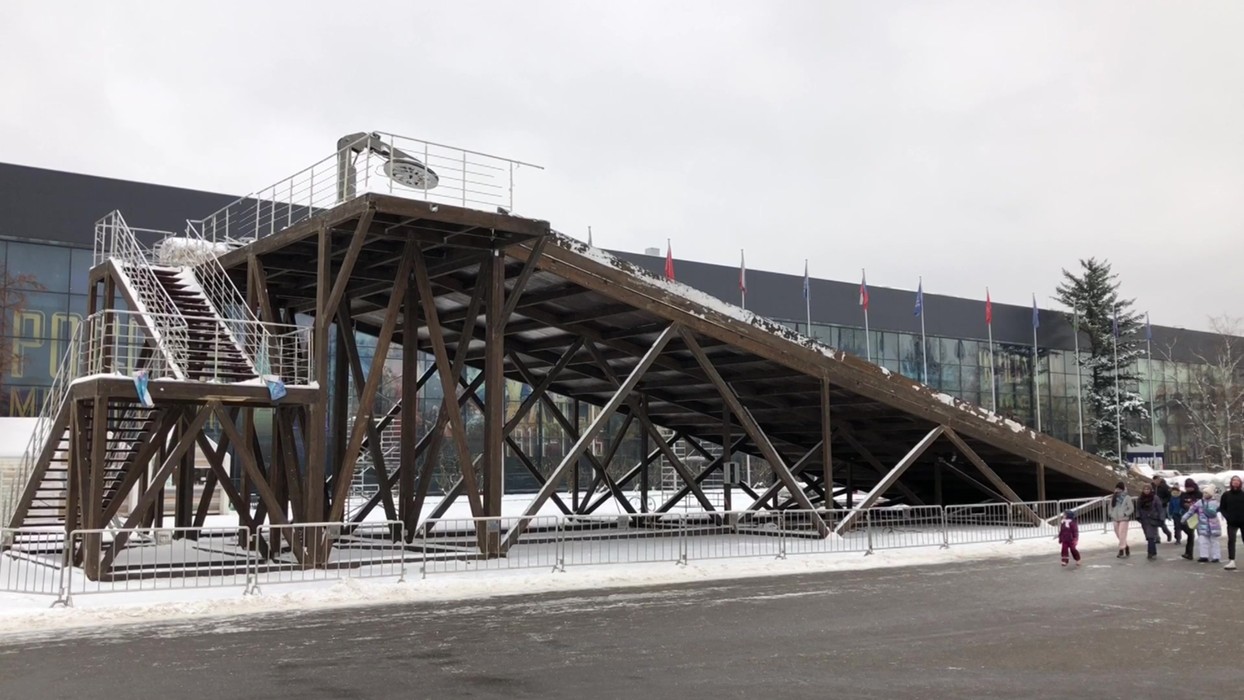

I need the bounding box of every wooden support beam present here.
[305,224,331,524]
[483,250,507,522]
[335,305,398,522]
[195,431,255,529]
[502,324,678,550]
[942,428,1044,526]
[98,410,178,526]
[413,245,486,519]
[821,378,833,496]
[499,236,548,324]
[835,426,944,535]
[745,441,824,511]
[835,424,927,506]
[83,396,110,577]
[400,268,419,531]
[323,205,376,321]
[328,241,415,522]
[100,406,212,575]
[678,328,827,535]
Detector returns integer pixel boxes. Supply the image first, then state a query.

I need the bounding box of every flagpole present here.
[1033,294,1042,434]
[987,288,996,412]
[1114,305,1123,466]
[862,268,871,363]
[1073,308,1084,450]
[1147,313,1156,449]
[740,249,746,311]
[804,259,811,333]
[919,276,928,385]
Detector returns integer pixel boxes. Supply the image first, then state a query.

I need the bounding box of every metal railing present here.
[0,320,85,528]
[95,211,189,380]
[185,131,543,246]
[2,498,1125,602]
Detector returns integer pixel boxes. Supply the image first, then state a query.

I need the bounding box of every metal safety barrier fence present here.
[1,498,1123,603]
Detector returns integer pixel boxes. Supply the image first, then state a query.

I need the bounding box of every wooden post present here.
[397,292,419,536]
[482,251,507,554]
[305,224,331,524]
[84,396,109,579]
[821,378,833,509]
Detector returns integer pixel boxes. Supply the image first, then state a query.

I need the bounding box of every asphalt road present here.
[1,544,1241,700]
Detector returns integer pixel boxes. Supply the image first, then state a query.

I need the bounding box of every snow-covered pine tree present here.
[1054,258,1147,465]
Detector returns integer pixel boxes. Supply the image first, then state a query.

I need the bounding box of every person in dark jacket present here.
[1136,484,1166,560]
[1168,485,1184,544]
[1153,476,1173,542]
[1179,478,1203,560]
[1057,509,1081,567]
[1221,475,1244,570]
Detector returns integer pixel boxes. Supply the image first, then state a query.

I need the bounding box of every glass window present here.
[6,242,71,292]
[70,248,93,295]
[4,337,54,383]
[8,292,69,339]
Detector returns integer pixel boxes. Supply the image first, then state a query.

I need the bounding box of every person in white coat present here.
[1108,481,1135,558]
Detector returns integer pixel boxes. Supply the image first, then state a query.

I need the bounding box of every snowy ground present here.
[0,524,1144,636]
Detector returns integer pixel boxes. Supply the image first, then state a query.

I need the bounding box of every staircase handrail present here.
[97,212,189,380]
[1,319,85,527]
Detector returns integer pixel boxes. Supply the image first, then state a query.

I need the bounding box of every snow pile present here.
[0,528,1136,635]
[153,237,236,266]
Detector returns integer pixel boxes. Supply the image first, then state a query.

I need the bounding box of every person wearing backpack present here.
[1219,475,1244,570]
[1183,484,1223,564]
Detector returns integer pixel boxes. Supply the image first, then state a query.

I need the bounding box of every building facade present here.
[1,161,1237,476]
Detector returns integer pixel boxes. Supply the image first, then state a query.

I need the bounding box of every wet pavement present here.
[1,544,1240,699]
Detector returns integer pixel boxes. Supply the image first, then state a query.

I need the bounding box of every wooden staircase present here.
[20,402,160,529]
[149,267,256,383]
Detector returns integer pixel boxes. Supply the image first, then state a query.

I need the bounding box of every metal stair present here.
[20,403,160,528]
[149,267,256,382]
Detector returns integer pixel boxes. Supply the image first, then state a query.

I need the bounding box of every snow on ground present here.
[0,527,1141,636]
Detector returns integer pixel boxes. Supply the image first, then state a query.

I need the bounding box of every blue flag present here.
[913,279,923,317]
[802,260,809,301]
[1145,313,1152,341]
[1031,294,1040,329]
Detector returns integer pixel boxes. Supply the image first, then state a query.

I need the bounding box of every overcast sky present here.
[2,1,1241,331]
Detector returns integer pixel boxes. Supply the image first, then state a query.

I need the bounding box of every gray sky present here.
[2,1,1241,331]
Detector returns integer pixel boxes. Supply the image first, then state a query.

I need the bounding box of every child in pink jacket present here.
[1058,509,1081,567]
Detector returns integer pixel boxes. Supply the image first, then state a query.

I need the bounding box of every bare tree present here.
[0,265,41,401]
[1162,316,1244,470]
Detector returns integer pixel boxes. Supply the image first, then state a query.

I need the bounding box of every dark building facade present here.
[0,161,1236,470]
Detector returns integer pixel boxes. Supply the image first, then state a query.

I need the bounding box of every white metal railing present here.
[185,131,543,246]
[2,498,1129,599]
[0,320,86,528]
[96,211,190,380]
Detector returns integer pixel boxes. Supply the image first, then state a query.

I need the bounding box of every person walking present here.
[1168,485,1184,545]
[1183,484,1223,564]
[1108,481,1135,558]
[1178,478,1202,561]
[1057,509,1081,567]
[1153,476,1174,542]
[1136,484,1166,560]
[1220,475,1244,570]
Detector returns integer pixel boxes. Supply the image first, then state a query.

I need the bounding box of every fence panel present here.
[553,513,683,569]
[66,526,253,600]
[680,511,784,561]
[782,509,870,557]
[252,521,407,587]
[1,528,66,596]
[415,516,562,576]
[866,506,947,551]
[944,503,1012,545]
[1009,500,1063,541]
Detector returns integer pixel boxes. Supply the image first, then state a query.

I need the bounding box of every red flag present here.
[859,270,869,311]
[985,288,993,325]
[664,240,675,280]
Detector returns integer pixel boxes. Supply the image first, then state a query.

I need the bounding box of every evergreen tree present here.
[1054,258,1147,465]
